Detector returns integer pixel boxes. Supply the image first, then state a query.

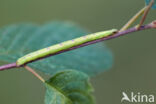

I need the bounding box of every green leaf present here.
[44,70,95,104]
[0,21,113,76]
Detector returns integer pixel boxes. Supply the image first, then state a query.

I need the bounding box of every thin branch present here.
[120,7,147,32]
[0,63,17,71]
[19,22,156,65]
[24,65,45,82]
[137,0,154,29]
[0,21,155,71]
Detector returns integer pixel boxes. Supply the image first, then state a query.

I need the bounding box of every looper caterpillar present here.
[16,29,117,66]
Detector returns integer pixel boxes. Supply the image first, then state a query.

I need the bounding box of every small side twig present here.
[137,0,154,29]
[120,7,147,32]
[24,65,45,82]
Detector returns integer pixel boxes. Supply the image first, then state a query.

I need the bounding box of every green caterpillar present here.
[16,29,117,66]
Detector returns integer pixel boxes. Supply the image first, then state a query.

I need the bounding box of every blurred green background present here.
[0,0,156,104]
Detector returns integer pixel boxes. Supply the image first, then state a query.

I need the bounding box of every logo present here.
[121,92,155,103]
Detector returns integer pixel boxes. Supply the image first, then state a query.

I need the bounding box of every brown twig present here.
[137,0,154,29]
[0,21,156,71]
[0,63,17,71]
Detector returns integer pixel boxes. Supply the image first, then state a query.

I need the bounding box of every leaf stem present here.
[24,65,45,82]
[119,7,147,32]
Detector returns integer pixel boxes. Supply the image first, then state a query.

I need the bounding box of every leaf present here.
[44,70,95,104]
[145,0,156,9]
[0,21,113,76]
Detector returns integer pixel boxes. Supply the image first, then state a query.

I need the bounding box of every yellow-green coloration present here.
[16,29,117,66]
